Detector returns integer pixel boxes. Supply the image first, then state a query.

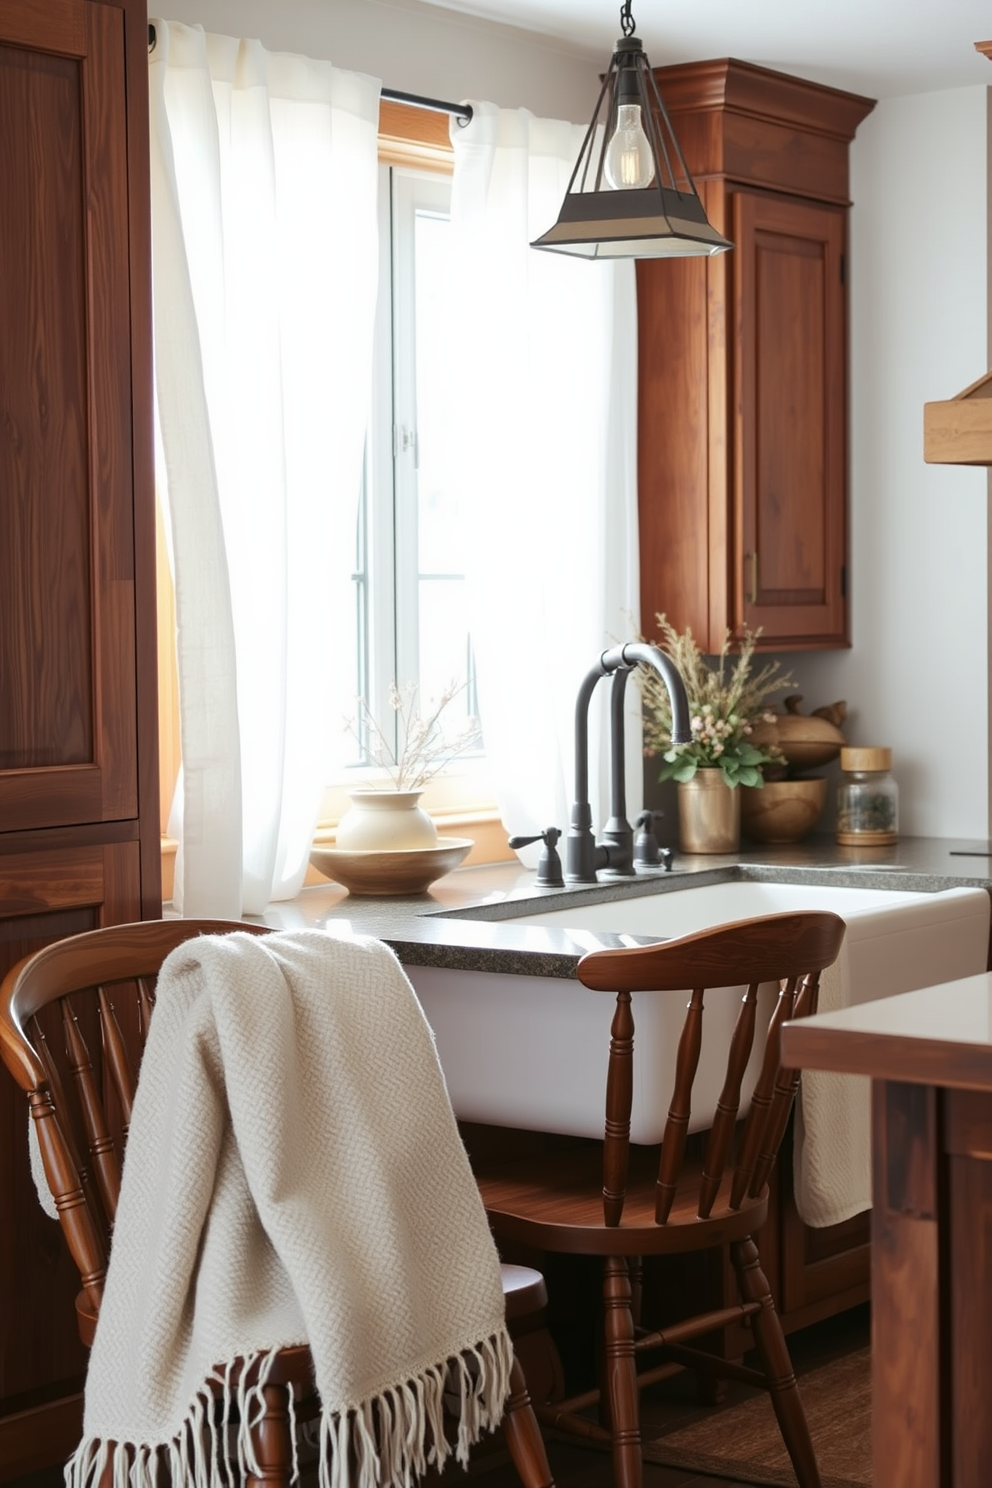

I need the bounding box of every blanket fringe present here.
[66,1328,514,1488]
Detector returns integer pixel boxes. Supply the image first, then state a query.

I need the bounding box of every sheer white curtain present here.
[149,21,380,916]
[448,103,642,856]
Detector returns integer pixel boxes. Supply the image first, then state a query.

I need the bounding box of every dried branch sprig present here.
[640,616,794,788]
[346,680,481,792]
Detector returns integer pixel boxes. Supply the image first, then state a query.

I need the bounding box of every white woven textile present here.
[68,929,512,1488]
[793,957,871,1228]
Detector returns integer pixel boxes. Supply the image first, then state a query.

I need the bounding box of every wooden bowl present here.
[309,837,473,895]
[750,706,846,772]
[740,779,828,844]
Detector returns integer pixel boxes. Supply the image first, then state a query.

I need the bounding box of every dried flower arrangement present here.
[347,681,481,792]
[641,616,794,788]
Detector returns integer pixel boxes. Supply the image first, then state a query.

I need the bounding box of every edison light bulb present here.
[603,103,655,190]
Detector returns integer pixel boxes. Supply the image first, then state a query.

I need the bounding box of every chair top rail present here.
[0,919,265,1090]
[576,910,847,994]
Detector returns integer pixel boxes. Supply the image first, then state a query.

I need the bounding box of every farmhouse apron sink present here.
[408,880,990,1143]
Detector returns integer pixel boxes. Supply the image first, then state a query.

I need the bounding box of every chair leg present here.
[731,1237,822,1488]
[629,1255,644,1329]
[502,1354,556,1488]
[602,1254,642,1488]
[246,1381,294,1488]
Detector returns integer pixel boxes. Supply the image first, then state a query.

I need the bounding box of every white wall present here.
[157,0,597,122]
[788,85,990,840]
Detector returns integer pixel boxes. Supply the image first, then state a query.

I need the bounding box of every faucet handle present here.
[634,810,673,871]
[508,827,564,887]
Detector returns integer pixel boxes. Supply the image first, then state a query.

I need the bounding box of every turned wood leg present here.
[602,1254,642,1488]
[629,1255,644,1329]
[731,1237,822,1488]
[246,1382,294,1488]
[501,1354,556,1488]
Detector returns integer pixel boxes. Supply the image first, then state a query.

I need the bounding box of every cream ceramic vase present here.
[677,771,740,854]
[335,790,439,852]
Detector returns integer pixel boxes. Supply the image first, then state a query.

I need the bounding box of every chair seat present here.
[475,1144,768,1257]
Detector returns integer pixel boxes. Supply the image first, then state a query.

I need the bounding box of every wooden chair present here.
[0,918,555,1488]
[471,909,848,1488]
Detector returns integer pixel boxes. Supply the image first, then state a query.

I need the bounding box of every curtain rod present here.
[146,24,473,125]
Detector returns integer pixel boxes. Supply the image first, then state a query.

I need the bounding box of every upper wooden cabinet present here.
[0,0,159,1471]
[0,1,142,833]
[637,59,874,651]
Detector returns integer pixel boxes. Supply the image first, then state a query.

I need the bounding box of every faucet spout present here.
[615,641,693,745]
[567,640,692,884]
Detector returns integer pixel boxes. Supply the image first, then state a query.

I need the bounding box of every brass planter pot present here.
[677,771,740,854]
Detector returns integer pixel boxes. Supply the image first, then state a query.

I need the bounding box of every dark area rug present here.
[639,1306,871,1488]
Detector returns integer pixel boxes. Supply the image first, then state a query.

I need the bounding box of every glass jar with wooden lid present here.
[836,746,899,846]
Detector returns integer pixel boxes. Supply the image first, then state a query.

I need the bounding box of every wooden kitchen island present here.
[781,971,992,1487]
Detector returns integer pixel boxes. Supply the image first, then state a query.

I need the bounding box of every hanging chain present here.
[619,0,636,38]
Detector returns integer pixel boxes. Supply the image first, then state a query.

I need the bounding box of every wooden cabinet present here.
[780,975,992,1486]
[637,59,874,652]
[0,0,159,1475]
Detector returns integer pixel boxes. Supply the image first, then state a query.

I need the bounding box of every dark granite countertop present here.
[257,835,992,981]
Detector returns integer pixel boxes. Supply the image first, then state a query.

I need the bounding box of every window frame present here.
[157,100,508,886]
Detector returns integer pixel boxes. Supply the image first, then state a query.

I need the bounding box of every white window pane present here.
[414,211,465,575]
[418,578,475,728]
[336,165,484,795]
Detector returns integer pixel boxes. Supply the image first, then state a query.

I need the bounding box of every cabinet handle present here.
[746,550,759,606]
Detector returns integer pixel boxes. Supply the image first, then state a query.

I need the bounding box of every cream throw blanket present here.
[67,929,512,1488]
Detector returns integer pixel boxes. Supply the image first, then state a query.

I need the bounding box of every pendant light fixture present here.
[532,1,732,259]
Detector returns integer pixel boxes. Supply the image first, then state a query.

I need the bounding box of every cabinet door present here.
[734,191,848,646]
[0,0,137,832]
[0,837,141,1471]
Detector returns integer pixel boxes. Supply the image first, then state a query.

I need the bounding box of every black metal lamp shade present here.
[532,32,732,260]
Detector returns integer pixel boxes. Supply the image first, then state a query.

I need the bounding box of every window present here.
[344,165,484,797]
[158,107,503,871]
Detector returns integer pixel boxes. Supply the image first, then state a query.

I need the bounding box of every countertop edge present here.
[255,836,992,978]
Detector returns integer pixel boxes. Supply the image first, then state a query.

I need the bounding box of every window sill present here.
[161,810,514,902]
[306,808,513,883]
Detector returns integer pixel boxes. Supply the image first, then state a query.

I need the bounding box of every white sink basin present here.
[499,879,977,947]
[409,881,990,1143]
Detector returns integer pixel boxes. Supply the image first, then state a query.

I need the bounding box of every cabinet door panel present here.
[734,191,847,644]
[0,840,140,1410]
[0,0,137,831]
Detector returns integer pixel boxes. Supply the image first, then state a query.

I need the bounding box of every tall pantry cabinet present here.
[637,60,875,652]
[0,0,160,1473]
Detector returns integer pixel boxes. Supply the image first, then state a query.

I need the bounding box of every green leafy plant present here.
[640,616,793,789]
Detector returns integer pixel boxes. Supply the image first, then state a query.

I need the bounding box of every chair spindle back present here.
[0,919,268,1316]
[576,910,846,1228]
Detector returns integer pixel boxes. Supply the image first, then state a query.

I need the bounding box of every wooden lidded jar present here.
[836,747,899,846]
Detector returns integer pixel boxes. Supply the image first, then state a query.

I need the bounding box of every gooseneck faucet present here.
[567,641,692,884]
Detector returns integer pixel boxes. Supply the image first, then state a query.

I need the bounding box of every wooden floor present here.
[436,1301,871,1488]
[5,1451,741,1488]
[466,1435,772,1488]
[8,1304,870,1488]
